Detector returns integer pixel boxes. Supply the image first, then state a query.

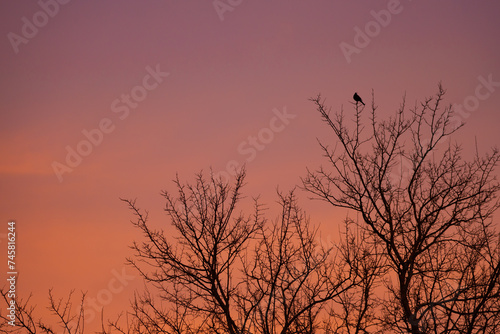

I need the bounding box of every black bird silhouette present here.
[353,92,365,106]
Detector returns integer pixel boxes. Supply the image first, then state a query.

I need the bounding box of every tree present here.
[0,289,87,334]
[4,85,498,334]
[1,169,358,334]
[117,168,355,334]
[303,85,500,333]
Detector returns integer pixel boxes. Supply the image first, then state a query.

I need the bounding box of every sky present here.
[1,0,500,331]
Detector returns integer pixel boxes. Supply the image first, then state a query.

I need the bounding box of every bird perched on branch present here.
[353,92,365,106]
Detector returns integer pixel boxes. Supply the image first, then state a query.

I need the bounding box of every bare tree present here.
[0,289,87,334]
[326,218,388,334]
[120,168,355,334]
[6,85,496,334]
[1,169,357,334]
[303,85,500,333]
[238,191,353,334]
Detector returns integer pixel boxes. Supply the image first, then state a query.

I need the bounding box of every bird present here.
[353,92,365,106]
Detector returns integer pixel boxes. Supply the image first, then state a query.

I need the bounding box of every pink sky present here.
[1,0,499,331]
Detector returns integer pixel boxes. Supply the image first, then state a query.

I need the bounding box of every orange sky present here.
[1,0,500,331]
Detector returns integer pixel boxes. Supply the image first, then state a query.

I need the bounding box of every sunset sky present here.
[1,0,500,331]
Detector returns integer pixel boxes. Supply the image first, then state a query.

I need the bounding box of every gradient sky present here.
[1,0,500,331]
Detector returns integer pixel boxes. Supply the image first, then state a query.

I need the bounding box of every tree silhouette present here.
[0,289,87,334]
[116,169,355,334]
[2,86,499,334]
[1,170,357,334]
[303,85,500,333]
